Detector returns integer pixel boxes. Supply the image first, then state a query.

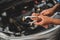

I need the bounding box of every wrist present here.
[51,18,60,25]
[50,18,57,24]
[49,18,54,24]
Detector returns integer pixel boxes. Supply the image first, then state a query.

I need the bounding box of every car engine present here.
[0,0,58,37]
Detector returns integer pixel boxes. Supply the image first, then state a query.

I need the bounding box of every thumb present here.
[40,12,44,15]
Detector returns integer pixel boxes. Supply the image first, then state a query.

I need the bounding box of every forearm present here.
[52,3,60,12]
[52,18,60,25]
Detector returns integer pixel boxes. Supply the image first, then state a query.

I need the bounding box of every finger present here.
[40,12,44,15]
[40,10,48,16]
[43,25,49,29]
[31,16,39,20]
[35,22,49,29]
[31,13,35,16]
[34,22,40,25]
[40,12,47,16]
[38,15,43,19]
[31,13,36,20]
[32,13,39,16]
[31,13,39,20]
[34,21,43,26]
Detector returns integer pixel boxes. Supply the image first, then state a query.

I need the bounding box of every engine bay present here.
[0,0,57,37]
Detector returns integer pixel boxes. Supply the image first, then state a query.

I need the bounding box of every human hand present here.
[31,13,53,28]
[40,8,55,16]
[34,15,53,26]
[31,7,55,20]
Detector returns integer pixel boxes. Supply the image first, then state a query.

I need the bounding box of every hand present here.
[34,15,53,26]
[31,8,54,20]
[31,13,53,28]
[40,8,55,16]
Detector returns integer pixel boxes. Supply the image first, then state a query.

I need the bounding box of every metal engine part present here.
[0,0,60,40]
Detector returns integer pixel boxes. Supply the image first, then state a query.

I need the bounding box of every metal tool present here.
[22,16,38,21]
[25,16,37,19]
[28,20,37,24]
